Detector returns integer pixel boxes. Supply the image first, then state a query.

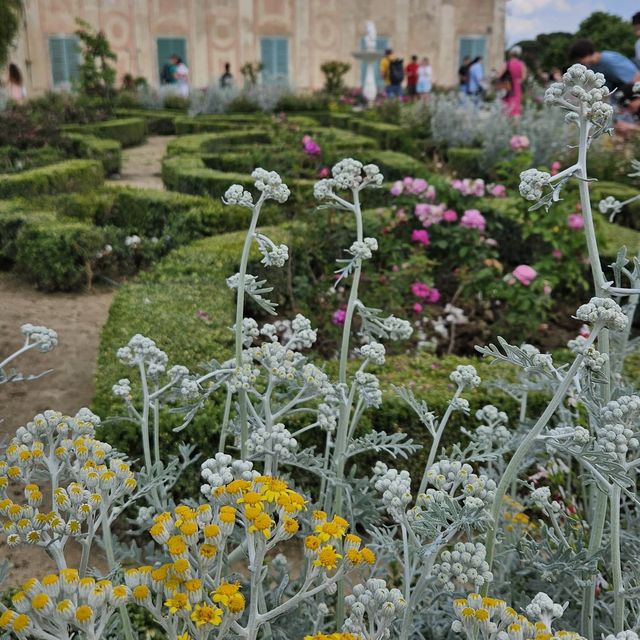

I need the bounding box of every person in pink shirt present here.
[498,46,526,117]
[8,64,26,103]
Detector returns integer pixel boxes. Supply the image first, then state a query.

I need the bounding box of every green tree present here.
[575,11,635,58]
[0,0,22,70]
[74,19,116,98]
[516,32,574,74]
[320,60,351,94]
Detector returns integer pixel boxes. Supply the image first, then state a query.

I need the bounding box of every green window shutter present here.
[49,36,79,87]
[261,37,288,85]
[157,37,187,82]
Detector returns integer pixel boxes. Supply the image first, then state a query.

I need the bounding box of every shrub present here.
[446,147,484,178]
[15,220,105,290]
[0,159,103,198]
[64,132,122,175]
[162,94,190,111]
[0,204,55,266]
[68,117,146,147]
[0,145,65,173]
[166,130,272,156]
[114,108,178,134]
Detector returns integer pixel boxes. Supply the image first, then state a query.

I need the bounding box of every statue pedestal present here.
[352,50,384,105]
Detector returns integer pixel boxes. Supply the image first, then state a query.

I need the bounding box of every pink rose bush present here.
[451,178,506,198]
[415,203,446,227]
[390,177,436,200]
[411,281,440,304]
[332,308,346,326]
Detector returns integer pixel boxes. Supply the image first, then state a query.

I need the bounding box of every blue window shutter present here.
[260,37,274,81]
[275,38,288,80]
[359,36,389,87]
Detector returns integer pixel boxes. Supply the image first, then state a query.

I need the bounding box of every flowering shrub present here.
[1,64,639,640]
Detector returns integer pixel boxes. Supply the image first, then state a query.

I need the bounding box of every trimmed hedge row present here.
[64,133,122,175]
[0,146,66,173]
[114,109,179,135]
[446,147,484,179]
[0,159,103,198]
[166,130,273,156]
[67,118,147,148]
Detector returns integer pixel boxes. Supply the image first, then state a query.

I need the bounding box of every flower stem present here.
[611,484,624,633]
[235,204,262,458]
[483,329,598,581]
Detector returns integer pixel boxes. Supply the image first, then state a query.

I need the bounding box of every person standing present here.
[380,48,393,95]
[633,12,640,64]
[499,45,526,117]
[458,55,471,95]
[405,55,419,98]
[467,55,484,102]
[7,63,26,103]
[416,56,432,99]
[220,62,234,89]
[161,55,177,85]
[388,56,405,97]
[174,57,190,97]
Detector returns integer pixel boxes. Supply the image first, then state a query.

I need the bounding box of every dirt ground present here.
[0,274,114,585]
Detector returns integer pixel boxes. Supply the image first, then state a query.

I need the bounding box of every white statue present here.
[364,20,377,51]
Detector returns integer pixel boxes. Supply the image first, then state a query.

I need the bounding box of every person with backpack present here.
[458,55,471,96]
[388,56,405,97]
[160,55,178,85]
[497,45,527,117]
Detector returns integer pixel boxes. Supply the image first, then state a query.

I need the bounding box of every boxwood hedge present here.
[64,133,122,175]
[67,118,146,148]
[0,159,103,198]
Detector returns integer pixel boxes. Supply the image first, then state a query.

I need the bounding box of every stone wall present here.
[9,0,506,94]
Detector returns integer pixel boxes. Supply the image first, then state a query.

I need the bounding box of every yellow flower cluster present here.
[452,594,583,640]
[304,510,375,572]
[502,497,535,535]
[304,634,362,640]
[0,570,127,637]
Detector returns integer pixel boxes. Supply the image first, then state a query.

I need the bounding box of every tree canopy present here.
[515,10,636,73]
[0,0,22,70]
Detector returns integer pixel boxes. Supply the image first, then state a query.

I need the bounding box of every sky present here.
[506,0,637,45]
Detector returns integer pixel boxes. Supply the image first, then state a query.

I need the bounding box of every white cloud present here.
[506,15,544,40]
[509,0,567,15]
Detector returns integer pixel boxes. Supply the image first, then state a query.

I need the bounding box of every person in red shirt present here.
[406,55,419,98]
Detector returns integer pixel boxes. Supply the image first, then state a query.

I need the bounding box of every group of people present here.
[457,47,526,116]
[159,54,190,96]
[379,49,433,99]
[160,57,236,96]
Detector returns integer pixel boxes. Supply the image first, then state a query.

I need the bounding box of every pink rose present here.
[411,229,430,246]
[460,209,486,232]
[426,288,440,304]
[512,265,537,286]
[318,166,329,178]
[410,178,428,194]
[510,134,530,151]
[411,282,431,299]
[543,282,552,296]
[550,161,561,176]
[403,176,414,187]
[412,302,423,314]
[332,308,347,326]
[443,209,458,222]
[415,203,445,227]
[396,208,408,222]
[567,213,584,231]
[552,249,562,259]
[489,184,506,197]
[390,180,403,196]
[391,264,399,272]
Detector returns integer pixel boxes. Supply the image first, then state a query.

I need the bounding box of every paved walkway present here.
[110,134,174,190]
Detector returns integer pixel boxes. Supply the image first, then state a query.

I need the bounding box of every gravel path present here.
[109,134,174,190]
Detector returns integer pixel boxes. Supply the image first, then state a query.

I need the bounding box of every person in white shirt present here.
[174,57,190,97]
[416,57,432,100]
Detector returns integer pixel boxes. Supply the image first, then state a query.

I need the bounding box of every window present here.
[459,37,486,66]
[157,37,187,83]
[49,36,80,88]
[359,36,389,88]
[260,37,289,85]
